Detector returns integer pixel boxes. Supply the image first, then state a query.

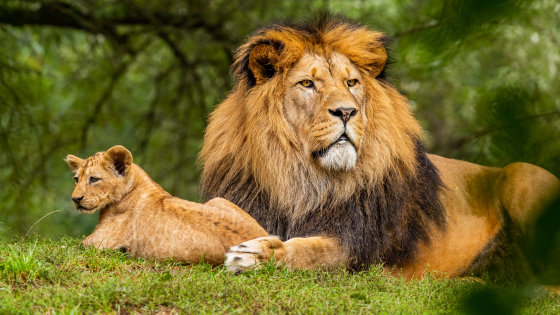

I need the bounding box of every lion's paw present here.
[225,236,284,274]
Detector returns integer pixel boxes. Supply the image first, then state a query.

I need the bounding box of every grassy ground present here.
[0,238,558,314]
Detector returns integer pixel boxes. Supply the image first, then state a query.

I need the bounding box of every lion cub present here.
[65,145,268,265]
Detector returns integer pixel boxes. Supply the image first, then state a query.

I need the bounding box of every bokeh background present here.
[1,0,559,239]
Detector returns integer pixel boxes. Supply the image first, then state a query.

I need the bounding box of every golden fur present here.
[66,145,268,265]
[200,17,560,278]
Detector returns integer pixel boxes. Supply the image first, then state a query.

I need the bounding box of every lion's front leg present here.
[225,236,349,273]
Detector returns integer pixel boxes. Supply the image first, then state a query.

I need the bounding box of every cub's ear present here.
[103,145,133,176]
[65,155,83,172]
[233,39,285,86]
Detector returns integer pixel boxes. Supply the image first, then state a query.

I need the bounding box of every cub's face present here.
[65,146,133,214]
[282,52,367,171]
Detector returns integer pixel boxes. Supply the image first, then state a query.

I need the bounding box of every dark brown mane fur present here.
[203,140,445,270]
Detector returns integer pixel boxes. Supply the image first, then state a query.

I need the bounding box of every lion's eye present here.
[89,177,100,184]
[299,80,314,88]
[347,79,358,87]
[73,177,79,183]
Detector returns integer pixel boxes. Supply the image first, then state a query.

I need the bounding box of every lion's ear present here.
[367,36,389,78]
[65,155,84,172]
[234,39,285,86]
[326,29,389,79]
[103,145,133,176]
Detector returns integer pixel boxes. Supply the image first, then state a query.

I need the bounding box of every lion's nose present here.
[72,196,84,203]
[329,107,357,124]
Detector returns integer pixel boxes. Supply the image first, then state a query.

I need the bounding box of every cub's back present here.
[164,196,269,247]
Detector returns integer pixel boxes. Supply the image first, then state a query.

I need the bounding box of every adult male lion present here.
[199,17,560,278]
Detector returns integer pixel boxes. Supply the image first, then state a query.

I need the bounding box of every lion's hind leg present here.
[498,162,560,234]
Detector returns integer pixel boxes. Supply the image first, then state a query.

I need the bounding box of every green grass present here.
[0,238,558,314]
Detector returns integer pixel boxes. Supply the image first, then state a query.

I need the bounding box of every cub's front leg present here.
[81,228,125,251]
[225,236,349,273]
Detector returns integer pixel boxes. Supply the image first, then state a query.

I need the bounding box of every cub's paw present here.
[225,236,284,274]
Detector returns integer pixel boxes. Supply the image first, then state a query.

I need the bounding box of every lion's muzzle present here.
[328,107,357,125]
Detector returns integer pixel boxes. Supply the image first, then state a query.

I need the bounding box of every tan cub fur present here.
[65,145,268,265]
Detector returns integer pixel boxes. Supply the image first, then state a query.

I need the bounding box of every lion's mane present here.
[200,16,445,269]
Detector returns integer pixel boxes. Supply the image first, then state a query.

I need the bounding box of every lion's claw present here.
[225,236,284,273]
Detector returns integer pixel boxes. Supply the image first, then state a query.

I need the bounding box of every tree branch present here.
[447,110,560,151]
[0,1,231,42]
[79,62,128,150]
[393,20,440,38]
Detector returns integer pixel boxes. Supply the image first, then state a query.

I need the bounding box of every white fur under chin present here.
[318,142,357,171]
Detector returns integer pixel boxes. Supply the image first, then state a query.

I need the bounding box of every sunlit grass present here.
[0,238,558,314]
[0,241,41,283]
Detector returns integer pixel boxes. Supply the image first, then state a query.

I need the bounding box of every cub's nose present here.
[72,196,84,203]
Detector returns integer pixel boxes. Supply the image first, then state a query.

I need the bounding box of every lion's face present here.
[201,19,424,216]
[282,52,367,171]
[66,146,133,214]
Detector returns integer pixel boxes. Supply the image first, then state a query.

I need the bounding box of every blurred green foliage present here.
[527,196,560,285]
[0,0,558,241]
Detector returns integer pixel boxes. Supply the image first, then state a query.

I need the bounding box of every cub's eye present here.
[89,177,100,184]
[299,80,314,88]
[73,177,78,183]
[347,79,358,87]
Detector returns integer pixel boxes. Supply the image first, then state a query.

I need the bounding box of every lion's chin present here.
[316,142,357,171]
